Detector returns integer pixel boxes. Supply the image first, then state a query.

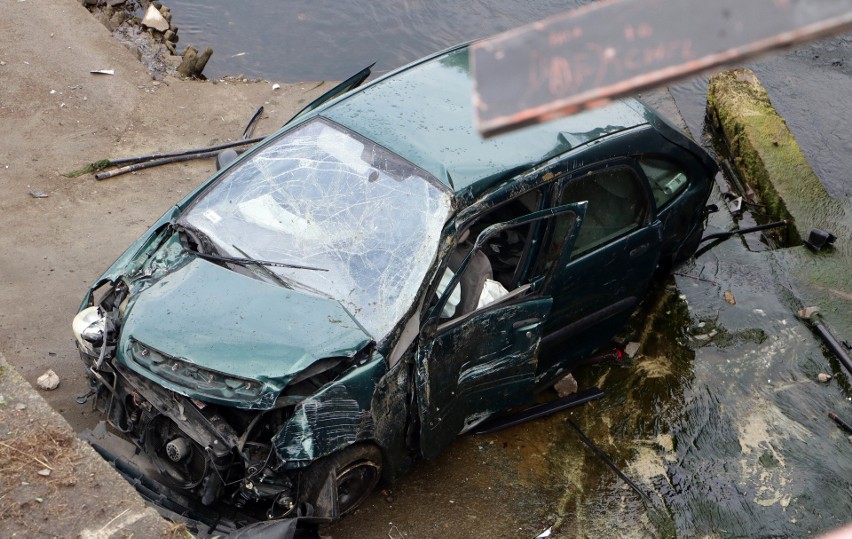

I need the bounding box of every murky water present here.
[168,0,591,80]
[164,3,852,537]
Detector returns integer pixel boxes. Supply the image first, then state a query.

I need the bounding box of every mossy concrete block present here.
[707,69,850,243]
[707,68,852,337]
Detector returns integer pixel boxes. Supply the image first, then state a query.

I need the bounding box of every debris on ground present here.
[804,228,837,251]
[141,4,169,32]
[624,341,641,359]
[554,373,578,398]
[724,291,736,305]
[817,373,832,383]
[89,69,115,75]
[177,45,213,78]
[84,1,210,80]
[28,189,48,198]
[798,306,820,319]
[829,412,852,435]
[36,370,59,390]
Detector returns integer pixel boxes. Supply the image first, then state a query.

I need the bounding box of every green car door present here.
[537,159,662,377]
[415,203,585,460]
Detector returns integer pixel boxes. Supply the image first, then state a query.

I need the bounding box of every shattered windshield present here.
[180,118,453,340]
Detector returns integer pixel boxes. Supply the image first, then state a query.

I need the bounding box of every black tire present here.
[300,443,382,517]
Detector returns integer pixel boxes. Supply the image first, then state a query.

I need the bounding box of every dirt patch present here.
[0,428,79,529]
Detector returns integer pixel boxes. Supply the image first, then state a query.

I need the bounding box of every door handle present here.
[629,243,650,258]
[513,317,542,329]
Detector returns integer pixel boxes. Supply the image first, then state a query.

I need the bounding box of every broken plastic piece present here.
[727,196,743,214]
[803,229,837,251]
[90,69,115,76]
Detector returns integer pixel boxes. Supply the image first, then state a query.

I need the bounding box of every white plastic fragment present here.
[141,4,169,32]
[624,341,641,358]
[817,373,832,383]
[90,69,115,76]
[36,369,60,390]
[536,527,553,538]
[37,469,51,477]
[728,196,743,214]
[272,83,281,90]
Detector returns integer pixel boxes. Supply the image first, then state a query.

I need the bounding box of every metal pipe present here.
[813,320,852,377]
[828,412,852,435]
[700,220,788,243]
[567,419,656,507]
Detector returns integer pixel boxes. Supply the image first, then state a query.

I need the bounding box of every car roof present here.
[322,44,651,198]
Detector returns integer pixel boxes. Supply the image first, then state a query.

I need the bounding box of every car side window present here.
[638,157,689,210]
[435,189,543,322]
[559,166,648,260]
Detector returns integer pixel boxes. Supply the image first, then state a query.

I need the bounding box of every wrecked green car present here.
[72,43,716,525]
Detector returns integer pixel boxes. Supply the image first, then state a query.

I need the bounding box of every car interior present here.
[437,190,542,322]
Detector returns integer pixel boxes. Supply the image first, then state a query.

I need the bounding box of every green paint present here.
[117,249,372,409]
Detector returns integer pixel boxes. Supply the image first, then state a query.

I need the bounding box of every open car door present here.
[284,63,375,125]
[415,202,585,460]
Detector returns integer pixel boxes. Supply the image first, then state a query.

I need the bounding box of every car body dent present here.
[116,249,373,409]
[273,355,387,468]
[79,206,181,309]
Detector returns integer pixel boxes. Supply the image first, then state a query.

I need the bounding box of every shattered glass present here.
[181,118,452,340]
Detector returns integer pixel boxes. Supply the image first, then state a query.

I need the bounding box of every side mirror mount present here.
[216,148,239,171]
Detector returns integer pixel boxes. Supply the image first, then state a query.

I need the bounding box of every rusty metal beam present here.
[472,0,852,137]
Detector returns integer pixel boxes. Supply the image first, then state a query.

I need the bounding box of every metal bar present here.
[814,320,852,376]
[470,387,604,435]
[567,419,656,508]
[472,0,852,136]
[828,412,852,435]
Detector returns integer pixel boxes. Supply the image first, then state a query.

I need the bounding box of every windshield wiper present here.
[230,244,335,299]
[194,251,327,272]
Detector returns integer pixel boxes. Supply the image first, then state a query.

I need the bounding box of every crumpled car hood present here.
[118,256,373,390]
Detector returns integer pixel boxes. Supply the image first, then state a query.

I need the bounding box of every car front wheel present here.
[300,443,382,517]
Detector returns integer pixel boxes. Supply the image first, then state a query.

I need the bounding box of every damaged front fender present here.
[273,356,387,467]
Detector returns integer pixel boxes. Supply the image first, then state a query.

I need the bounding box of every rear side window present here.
[560,166,648,259]
[638,157,688,209]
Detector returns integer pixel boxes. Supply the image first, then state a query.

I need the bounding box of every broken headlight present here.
[72,306,106,355]
[128,339,263,401]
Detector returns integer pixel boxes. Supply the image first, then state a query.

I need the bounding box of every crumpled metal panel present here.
[273,356,387,467]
